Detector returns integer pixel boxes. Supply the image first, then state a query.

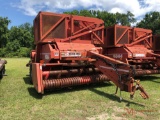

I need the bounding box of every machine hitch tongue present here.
[130,79,149,99]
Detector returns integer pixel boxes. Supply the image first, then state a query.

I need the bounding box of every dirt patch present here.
[86,106,127,120]
[86,113,127,120]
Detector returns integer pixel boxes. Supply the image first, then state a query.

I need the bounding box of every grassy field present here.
[0,58,160,120]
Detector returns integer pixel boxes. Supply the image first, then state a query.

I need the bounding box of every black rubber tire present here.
[29,65,33,84]
[0,66,5,79]
[0,71,3,79]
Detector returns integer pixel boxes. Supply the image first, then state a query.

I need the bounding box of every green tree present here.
[19,23,34,48]
[0,17,10,48]
[79,10,94,17]
[64,10,136,27]
[6,23,34,57]
[136,11,160,34]
[9,23,33,48]
[6,40,20,52]
[5,40,21,57]
[96,11,117,27]
[116,11,136,26]
[64,10,80,15]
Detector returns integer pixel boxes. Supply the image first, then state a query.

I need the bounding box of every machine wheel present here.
[0,66,5,79]
[0,71,3,79]
[29,64,33,84]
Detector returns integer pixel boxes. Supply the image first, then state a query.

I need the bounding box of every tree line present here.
[0,21,34,57]
[0,10,160,57]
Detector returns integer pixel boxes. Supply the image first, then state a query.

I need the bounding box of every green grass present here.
[0,58,160,120]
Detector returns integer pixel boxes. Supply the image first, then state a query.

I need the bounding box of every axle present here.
[135,69,160,75]
[42,68,100,78]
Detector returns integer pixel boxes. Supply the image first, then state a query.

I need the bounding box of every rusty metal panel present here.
[131,28,152,48]
[32,63,43,93]
[34,11,104,45]
[33,12,68,44]
[116,27,128,44]
[34,14,40,44]
[56,42,97,51]
[42,14,62,36]
[105,26,114,46]
[105,25,130,47]
[153,35,160,51]
[46,20,66,39]
[105,25,152,48]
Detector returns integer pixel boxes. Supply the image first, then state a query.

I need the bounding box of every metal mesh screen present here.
[106,27,114,46]
[34,17,40,43]
[46,20,66,39]
[34,12,104,43]
[42,15,62,36]
[116,27,128,44]
[134,30,152,47]
[154,36,160,51]
[128,30,133,44]
[93,30,103,44]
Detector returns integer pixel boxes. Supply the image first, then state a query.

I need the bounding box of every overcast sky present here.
[0,0,160,27]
